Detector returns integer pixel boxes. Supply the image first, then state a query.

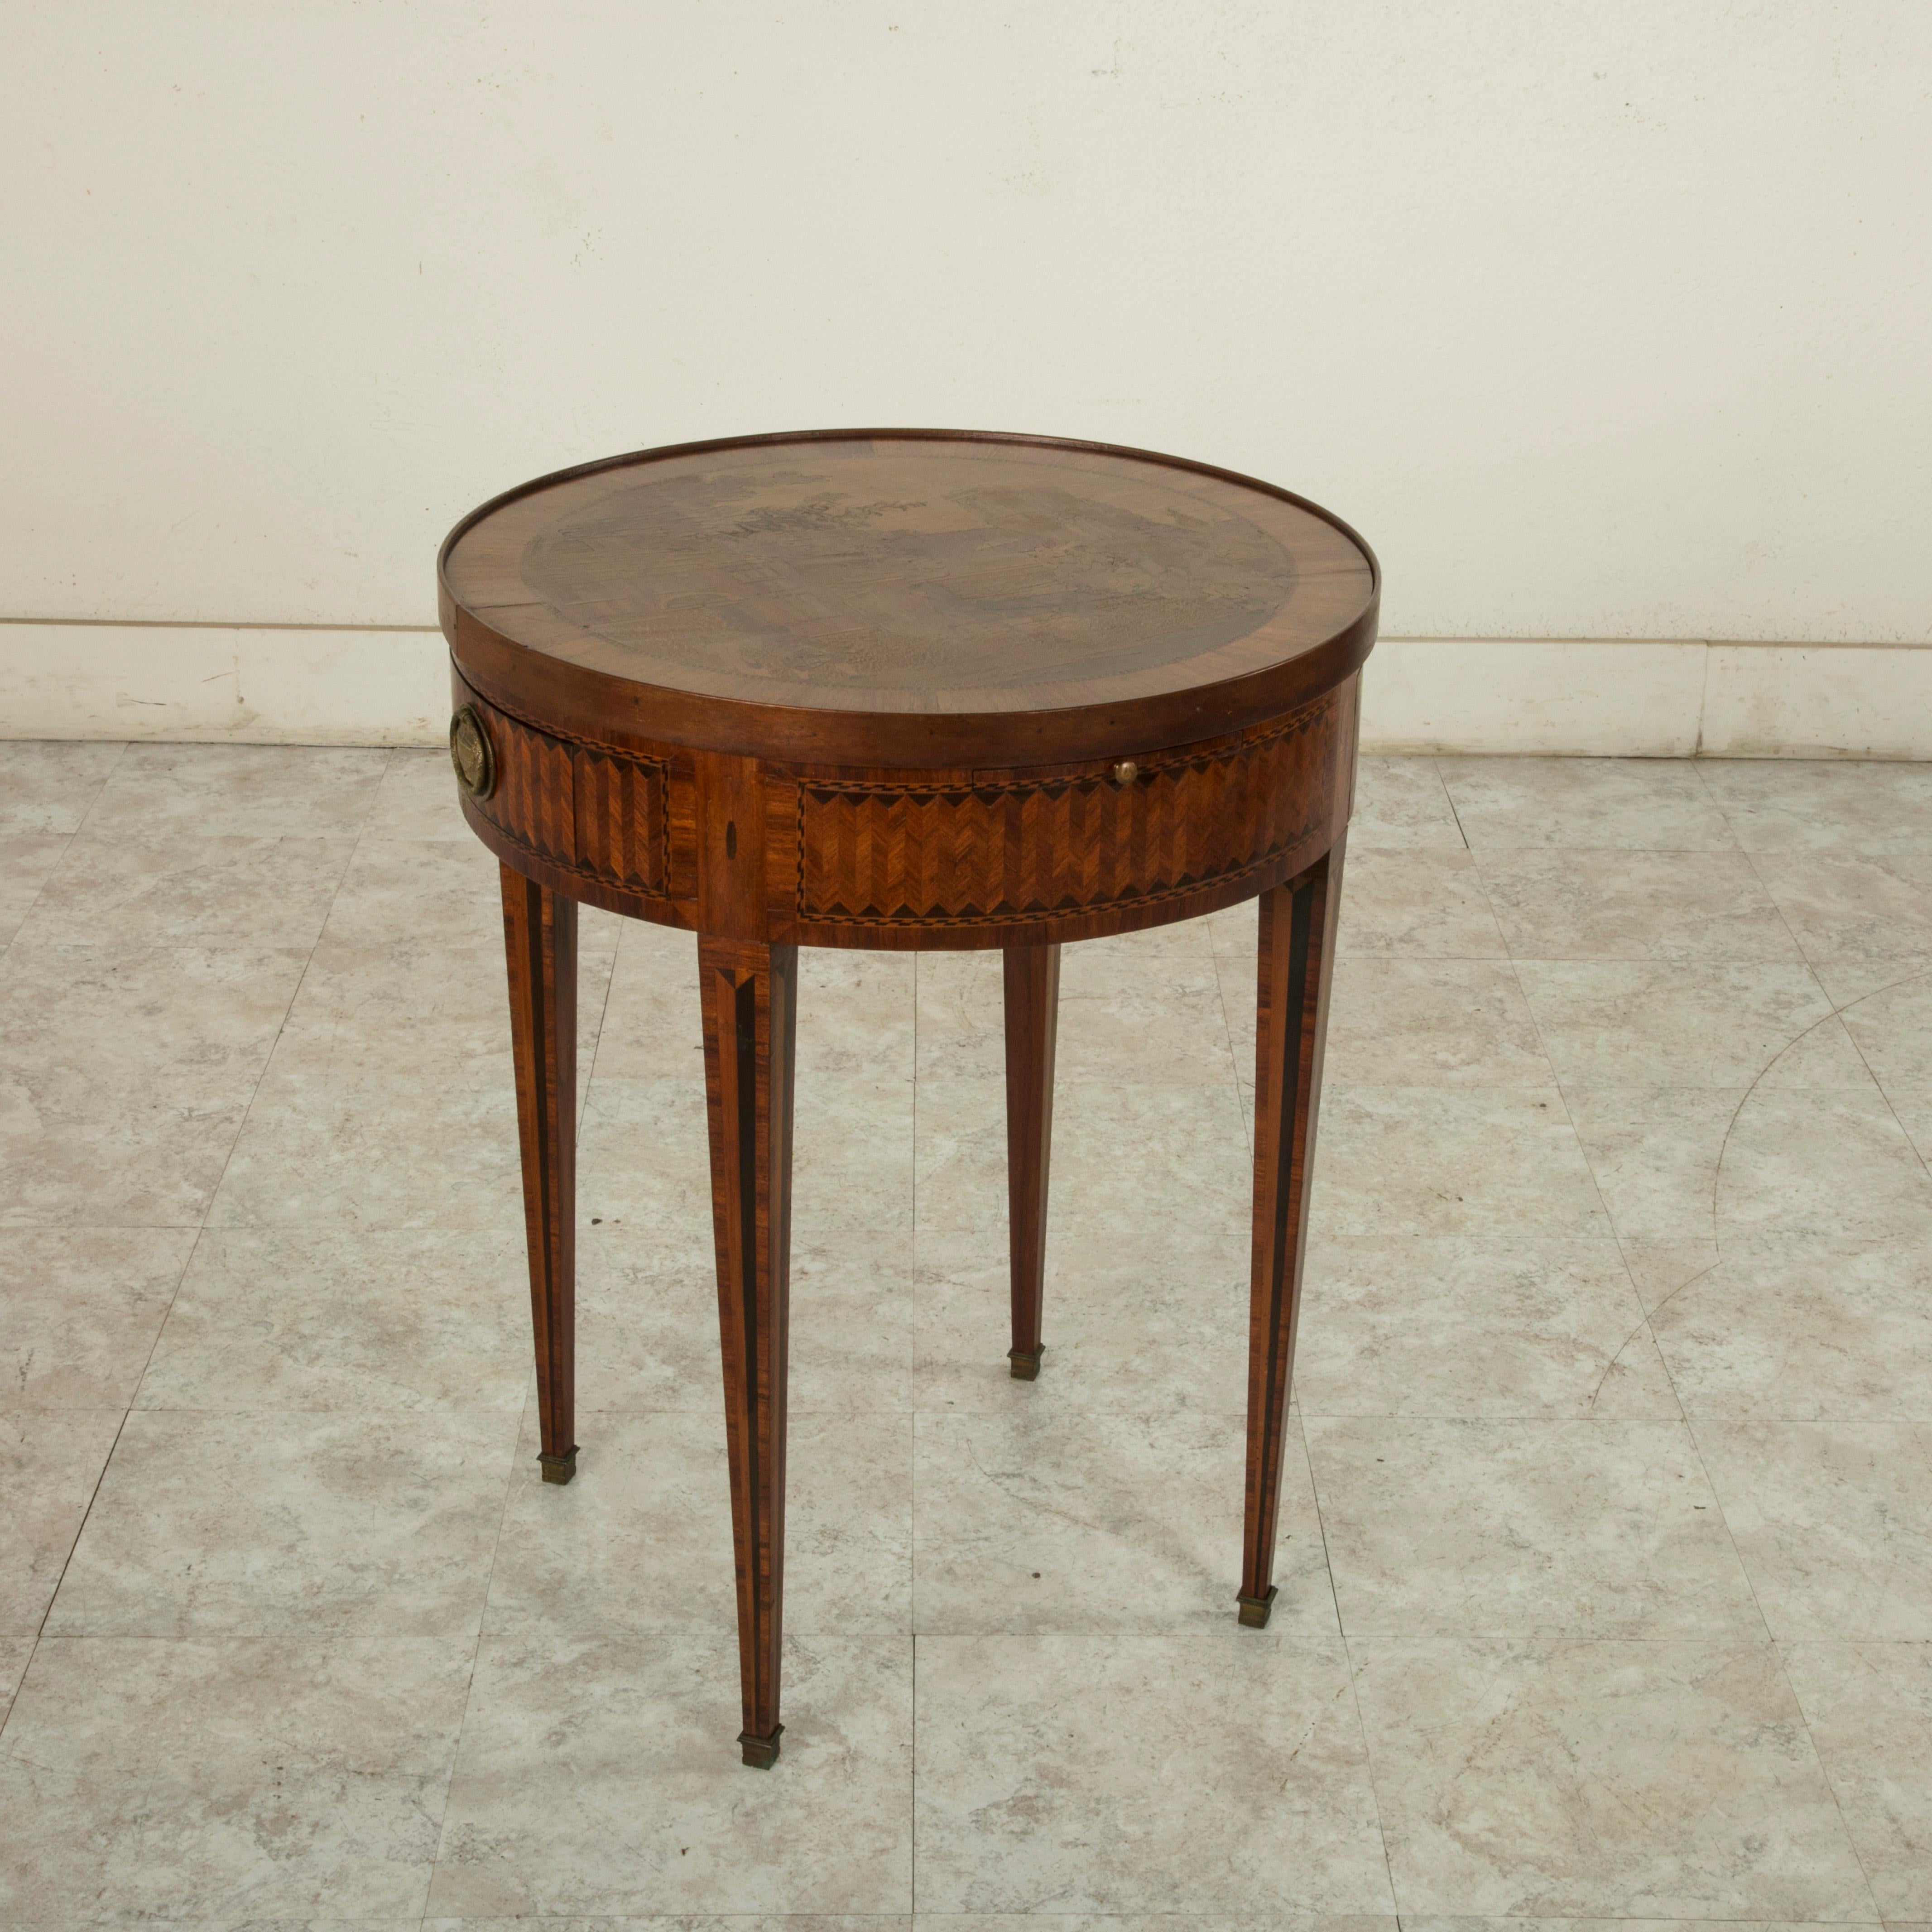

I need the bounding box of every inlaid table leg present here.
[500,863,580,1486]
[698,935,798,1767]
[1239,841,1345,1628]
[1003,943,1061,1379]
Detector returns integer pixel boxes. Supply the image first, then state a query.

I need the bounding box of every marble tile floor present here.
[1,740,1931,1925]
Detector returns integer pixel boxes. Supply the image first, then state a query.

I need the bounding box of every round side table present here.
[437,429,1379,1766]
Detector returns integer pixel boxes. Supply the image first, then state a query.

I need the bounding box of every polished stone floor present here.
[3,740,1931,1927]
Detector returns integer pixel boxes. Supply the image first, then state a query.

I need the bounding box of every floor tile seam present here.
[1315,1632,1824,1655]
[1337,946,1520,962]
[1463,858,1802,965]
[1743,836,1874,1013]
[1307,1466,1405,1915]
[19,1198,212,1671]
[1210,1624,1802,1647]
[1677,1413,1819,1663]
[1302,1399,1932,1426]
[1582,1294,1685,1427]
[0,827,74,962]
[36,1626,1836,1653]
[1298,1425,1778,1654]
[1329,1071,1597,1096]
[70,1206,208,1432]
[194,1217,534,1235]
[56,738,132,839]
[1720,782,1818,932]
[1776,1637,1932,1652]
[24,1628,489,1647]
[180,830,361,1235]
[48,1614,515,1644]
[1399,1908,1878,1924]
[1547,1069,1721,1391]
[910,1402,1251,1422]
[1499,954,1839,972]
[917,1405,1802,1430]
[912,1625,1373,1651]
[1295,1408,1729,1422]
[0,1220,215,1234]
[1,1401,133,1749]
[1676,1408,1932,1427]
[918,1057,1250,1088]
[1702,985,1932,1248]
[1420,836,1564,1080]
[51,826,366,851]
[573,894,630,1134]
[1204,905,1250,1132]
[1751,1627,1895,1922]
[1470,841,1801,860]
[101,1399,538,1421]
[569,1403,920,1423]
[1297,1411,1767,1432]
[1506,986,1872,1104]
[429,1380,533,1906]
[1426,757,1472,853]
[1296,1403,1361,1650]
[1795,950,1932,1191]
[1617,1392,1891,1915]
[1490,911,1697,1435]
[905,1624,1403,1644]
[1465,840,1764,854]
[1382,1917,1894,1927]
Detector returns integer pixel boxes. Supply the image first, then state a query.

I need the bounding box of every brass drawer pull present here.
[450,705,496,801]
[1112,759,1139,787]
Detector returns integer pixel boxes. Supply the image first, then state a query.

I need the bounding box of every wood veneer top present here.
[442,431,1376,759]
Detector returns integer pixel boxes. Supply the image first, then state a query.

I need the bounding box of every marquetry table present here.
[437,430,1379,1766]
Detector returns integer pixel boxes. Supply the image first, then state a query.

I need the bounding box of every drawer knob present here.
[450,706,496,801]
[1111,759,1139,787]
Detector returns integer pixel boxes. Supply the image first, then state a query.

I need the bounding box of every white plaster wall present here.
[3,3,1929,741]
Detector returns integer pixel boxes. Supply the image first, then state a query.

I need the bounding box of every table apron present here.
[452,663,1359,949]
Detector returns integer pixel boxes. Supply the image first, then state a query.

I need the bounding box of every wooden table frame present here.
[441,430,1376,1767]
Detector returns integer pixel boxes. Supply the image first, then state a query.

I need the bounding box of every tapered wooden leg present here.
[1239,841,1345,1627]
[698,935,798,1767]
[501,864,580,1485]
[1003,943,1061,1379]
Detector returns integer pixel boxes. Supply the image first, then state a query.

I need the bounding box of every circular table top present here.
[440,430,1377,766]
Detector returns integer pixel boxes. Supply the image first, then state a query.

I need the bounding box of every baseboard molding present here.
[0,623,451,748]
[1365,637,1932,759]
[2,624,1928,759]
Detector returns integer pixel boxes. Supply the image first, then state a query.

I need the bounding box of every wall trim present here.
[1364,637,1932,759]
[1,624,1928,759]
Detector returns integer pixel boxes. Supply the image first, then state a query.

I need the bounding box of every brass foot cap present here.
[739,1724,783,1769]
[538,1446,579,1485]
[1236,1585,1278,1629]
[1007,1345,1046,1381]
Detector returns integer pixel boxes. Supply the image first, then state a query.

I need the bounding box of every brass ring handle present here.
[450,705,496,801]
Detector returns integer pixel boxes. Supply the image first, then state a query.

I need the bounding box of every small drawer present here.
[454,679,671,902]
[793,688,1346,935]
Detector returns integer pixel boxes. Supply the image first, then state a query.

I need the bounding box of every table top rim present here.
[438,427,1379,767]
